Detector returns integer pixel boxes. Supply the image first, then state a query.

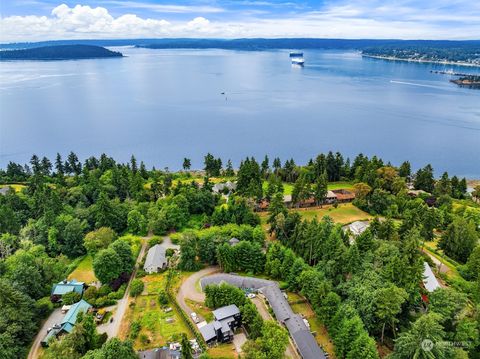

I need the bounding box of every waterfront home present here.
[41,299,92,347]
[144,244,167,273]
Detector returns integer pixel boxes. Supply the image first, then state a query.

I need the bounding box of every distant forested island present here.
[2,38,480,51]
[0,45,123,60]
[362,44,480,66]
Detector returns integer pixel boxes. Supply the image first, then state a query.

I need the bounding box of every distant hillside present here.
[0,45,123,60]
[2,38,480,51]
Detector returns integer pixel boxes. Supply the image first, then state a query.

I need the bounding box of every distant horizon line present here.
[2,37,480,46]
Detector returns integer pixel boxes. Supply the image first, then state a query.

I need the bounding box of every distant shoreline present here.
[362,54,480,68]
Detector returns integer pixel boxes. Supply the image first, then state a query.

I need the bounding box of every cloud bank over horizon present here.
[0,1,479,42]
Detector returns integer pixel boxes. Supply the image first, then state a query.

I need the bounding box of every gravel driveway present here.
[28,308,64,359]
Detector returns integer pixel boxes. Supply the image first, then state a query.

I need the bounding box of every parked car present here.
[247,293,256,299]
[190,312,199,323]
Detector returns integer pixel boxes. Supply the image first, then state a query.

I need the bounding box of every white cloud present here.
[0,2,479,42]
[102,1,225,14]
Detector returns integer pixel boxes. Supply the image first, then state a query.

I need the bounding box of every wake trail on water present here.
[390,80,444,90]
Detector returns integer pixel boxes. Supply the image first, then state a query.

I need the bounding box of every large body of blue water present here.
[1,48,479,177]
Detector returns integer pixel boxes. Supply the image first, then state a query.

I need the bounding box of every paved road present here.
[177,266,220,321]
[28,308,63,359]
[98,237,148,338]
[251,296,300,359]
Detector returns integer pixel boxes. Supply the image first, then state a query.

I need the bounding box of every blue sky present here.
[1,0,479,42]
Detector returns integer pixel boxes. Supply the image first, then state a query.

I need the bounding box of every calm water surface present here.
[1,48,479,177]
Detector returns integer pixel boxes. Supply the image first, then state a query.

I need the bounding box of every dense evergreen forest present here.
[0,45,123,60]
[0,151,478,358]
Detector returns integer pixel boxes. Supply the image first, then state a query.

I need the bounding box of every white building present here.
[144,244,167,274]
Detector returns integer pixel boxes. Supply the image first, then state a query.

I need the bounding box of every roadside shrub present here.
[62,291,81,305]
[36,297,54,318]
[94,296,116,308]
[83,286,98,302]
[130,279,144,297]
[129,321,142,340]
[97,285,113,297]
[136,269,146,278]
[139,333,150,345]
[158,290,169,306]
[148,236,163,248]
[166,248,175,258]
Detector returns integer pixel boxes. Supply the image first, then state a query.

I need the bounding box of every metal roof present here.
[212,304,240,321]
[200,274,326,359]
[199,322,217,342]
[51,279,84,295]
[144,244,167,270]
[62,299,91,326]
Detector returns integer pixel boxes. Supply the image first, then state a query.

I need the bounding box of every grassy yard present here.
[260,203,371,226]
[121,272,194,350]
[289,298,336,358]
[262,181,353,196]
[208,343,237,358]
[68,255,97,283]
[185,298,213,322]
[292,203,371,224]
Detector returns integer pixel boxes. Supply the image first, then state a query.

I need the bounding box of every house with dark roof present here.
[199,304,241,345]
[200,274,326,359]
[41,299,92,347]
[50,279,85,302]
[144,244,168,273]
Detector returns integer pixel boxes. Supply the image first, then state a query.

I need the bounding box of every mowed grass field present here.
[68,255,97,283]
[260,203,371,225]
[262,181,354,195]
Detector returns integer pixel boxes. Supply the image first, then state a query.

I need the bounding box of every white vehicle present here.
[247,293,256,299]
[190,312,199,323]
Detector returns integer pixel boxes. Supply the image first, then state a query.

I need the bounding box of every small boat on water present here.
[290,52,305,66]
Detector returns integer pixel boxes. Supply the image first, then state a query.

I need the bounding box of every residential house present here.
[144,244,168,274]
[50,279,85,302]
[200,274,326,359]
[41,299,92,347]
[332,189,355,202]
[422,262,441,293]
[343,221,370,237]
[0,187,10,196]
[199,304,242,345]
[212,181,237,194]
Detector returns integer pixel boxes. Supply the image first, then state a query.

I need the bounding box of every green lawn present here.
[261,203,371,225]
[124,272,194,350]
[68,255,97,283]
[208,343,237,358]
[262,181,353,195]
[185,298,214,322]
[131,294,193,350]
